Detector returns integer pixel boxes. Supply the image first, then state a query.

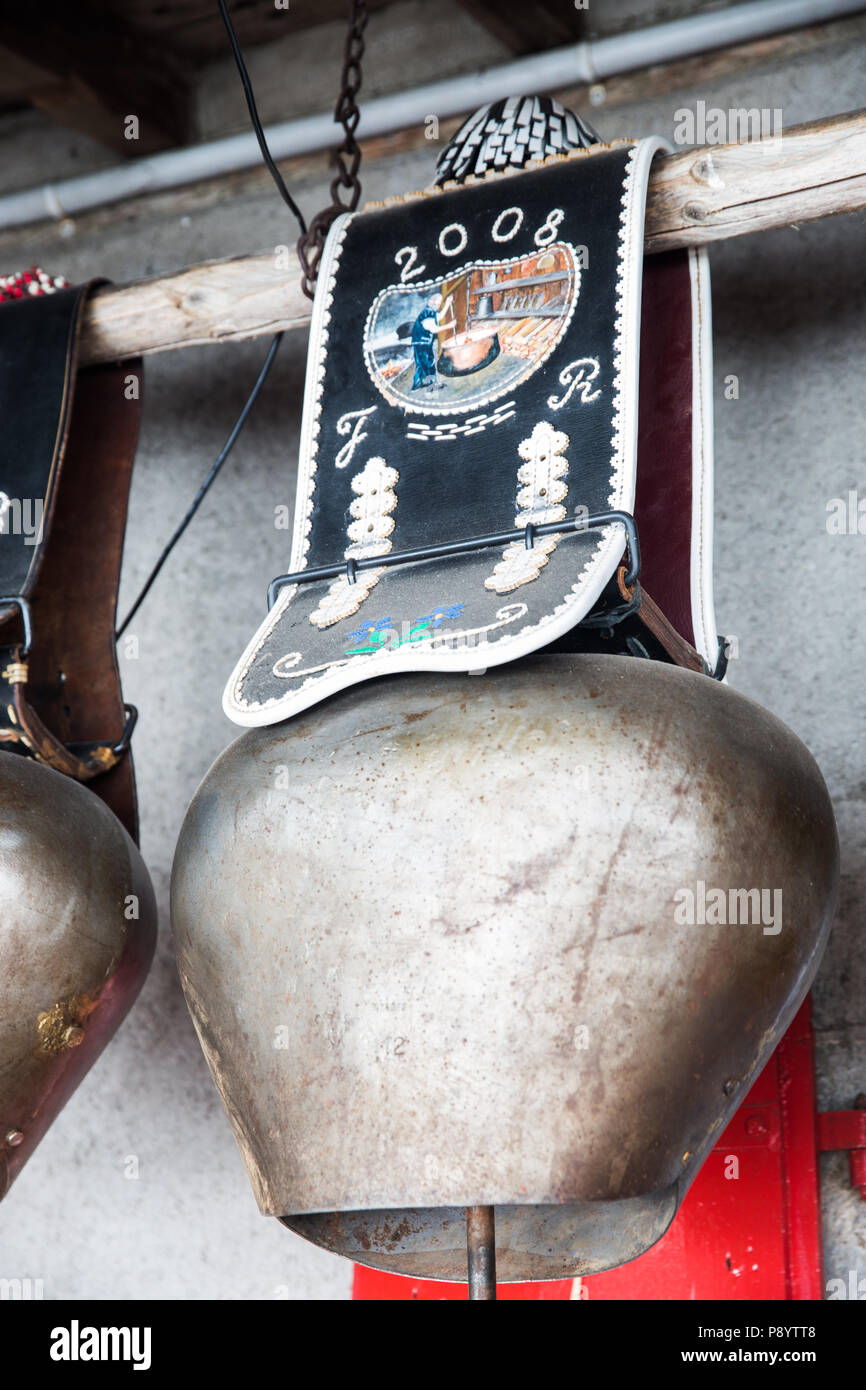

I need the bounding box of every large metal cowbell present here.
[171,101,838,1295]
[173,657,837,1284]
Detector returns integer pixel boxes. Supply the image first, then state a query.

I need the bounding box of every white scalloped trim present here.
[688,247,718,672]
[290,213,355,570]
[604,138,666,513]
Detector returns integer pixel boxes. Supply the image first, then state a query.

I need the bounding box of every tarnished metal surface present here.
[172,655,838,1279]
[0,755,157,1199]
[284,1193,678,1281]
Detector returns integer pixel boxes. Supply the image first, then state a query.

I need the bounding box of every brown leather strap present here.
[0,644,124,778]
[616,566,706,674]
[634,589,707,673]
[24,360,143,838]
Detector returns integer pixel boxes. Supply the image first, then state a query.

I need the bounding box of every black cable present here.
[116,1,315,640]
[218,0,307,235]
[116,332,282,639]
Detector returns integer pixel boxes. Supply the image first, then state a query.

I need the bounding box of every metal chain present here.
[297,0,369,299]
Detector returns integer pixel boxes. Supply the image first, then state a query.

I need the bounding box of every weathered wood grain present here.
[79,109,866,365]
[645,108,866,251]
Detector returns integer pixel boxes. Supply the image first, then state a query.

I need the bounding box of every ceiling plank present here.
[87,0,397,61]
[456,0,587,54]
[0,1,190,155]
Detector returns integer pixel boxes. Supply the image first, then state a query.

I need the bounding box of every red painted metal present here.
[817,1106,866,1201]
[583,998,822,1301]
[353,998,824,1301]
[776,1000,824,1300]
[352,1269,573,1300]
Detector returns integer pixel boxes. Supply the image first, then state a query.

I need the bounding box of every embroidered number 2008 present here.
[393,203,566,276]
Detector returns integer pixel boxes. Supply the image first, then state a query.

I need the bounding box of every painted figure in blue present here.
[411,292,444,390]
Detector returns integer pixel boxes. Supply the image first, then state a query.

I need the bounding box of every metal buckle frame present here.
[112,703,139,757]
[0,595,33,656]
[266,510,640,611]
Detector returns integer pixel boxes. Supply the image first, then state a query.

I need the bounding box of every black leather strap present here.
[0,284,141,822]
[0,283,94,599]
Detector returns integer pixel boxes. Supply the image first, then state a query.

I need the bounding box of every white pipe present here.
[1,0,862,230]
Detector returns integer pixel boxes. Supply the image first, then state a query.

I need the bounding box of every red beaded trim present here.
[0,266,70,302]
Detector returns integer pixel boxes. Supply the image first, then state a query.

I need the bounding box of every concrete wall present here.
[0,1,863,1299]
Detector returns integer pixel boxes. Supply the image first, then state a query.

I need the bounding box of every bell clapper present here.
[466,1205,497,1300]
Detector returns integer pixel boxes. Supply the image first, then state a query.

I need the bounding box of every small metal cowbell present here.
[171,655,837,1281]
[0,756,156,1199]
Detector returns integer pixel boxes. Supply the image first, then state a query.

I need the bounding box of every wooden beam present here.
[646,107,866,251]
[81,254,312,365]
[78,109,866,366]
[0,1,190,156]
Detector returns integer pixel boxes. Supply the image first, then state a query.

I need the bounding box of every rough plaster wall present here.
[0,1,862,1298]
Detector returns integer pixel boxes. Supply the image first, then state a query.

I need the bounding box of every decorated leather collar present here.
[225,110,722,728]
